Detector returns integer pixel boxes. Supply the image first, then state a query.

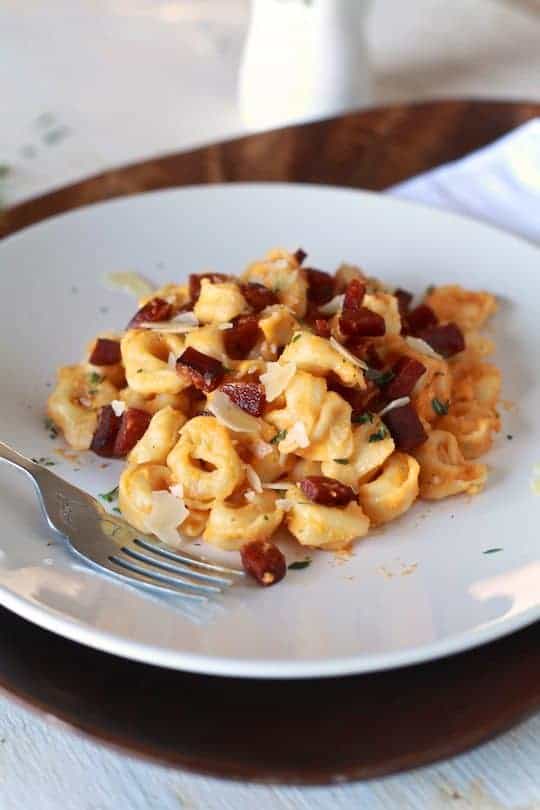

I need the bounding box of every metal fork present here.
[0,440,244,601]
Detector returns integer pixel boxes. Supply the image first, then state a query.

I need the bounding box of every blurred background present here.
[2,0,540,206]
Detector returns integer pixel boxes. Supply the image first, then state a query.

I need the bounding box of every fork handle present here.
[0,441,39,478]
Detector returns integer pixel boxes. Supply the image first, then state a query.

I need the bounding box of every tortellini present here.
[121,329,187,394]
[242,249,308,317]
[285,486,370,550]
[47,364,118,450]
[167,416,244,507]
[128,406,187,465]
[203,492,284,550]
[358,453,419,525]
[412,430,487,500]
[425,285,497,332]
[194,279,248,325]
[49,248,502,564]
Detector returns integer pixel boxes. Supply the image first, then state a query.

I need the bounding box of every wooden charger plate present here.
[1,100,540,783]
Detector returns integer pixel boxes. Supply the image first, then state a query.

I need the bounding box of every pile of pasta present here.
[47,248,501,579]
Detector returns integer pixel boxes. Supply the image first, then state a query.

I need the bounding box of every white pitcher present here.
[239,0,373,131]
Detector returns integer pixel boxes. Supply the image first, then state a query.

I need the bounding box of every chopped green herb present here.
[44,417,58,439]
[31,456,56,467]
[88,372,103,386]
[263,515,269,521]
[352,411,374,425]
[333,458,350,465]
[368,427,388,443]
[288,559,312,570]
[483,548,503,555]
[112,507,121,514]
[291,333,302,343]
[270,429,287,445]
[507,434,513,440]
[42,125,71,145]
[432,398,449,417]
[365,368,395,386]
[99,485,119,503]
[222,366,233,374]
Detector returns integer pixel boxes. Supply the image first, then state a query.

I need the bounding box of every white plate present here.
[0,183,538,679]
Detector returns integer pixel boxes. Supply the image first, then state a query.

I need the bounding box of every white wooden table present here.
[1,2,540,807]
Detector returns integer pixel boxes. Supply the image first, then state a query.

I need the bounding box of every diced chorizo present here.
[383,356,426,400]
[416,323,465,358]
[90,405,121,457]
[223,315,261,360]
[241,282,278,312]
[176,347,225,393]
[382,403,427,452]
[220,382,266,417]
[89,338,121,366]
[113,408,151,457]
[339,307,385,337]
[306,268,335,305]
[241,540,287,586]
[128,298,173,329]
[299,476,356,506]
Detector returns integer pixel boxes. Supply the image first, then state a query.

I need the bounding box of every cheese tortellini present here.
[48,248,502,567]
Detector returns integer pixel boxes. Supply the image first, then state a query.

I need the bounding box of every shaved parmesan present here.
[169,483,184,499]
[329,337,369,370]
[405,336,443,360]
[378,397,410,417]
[244,489,256,503]
[139,312,199,333]
[167,351,178,369]
[253,440,273,458]
[208,390,260,433]
[145,490,188,547]
[105,271,155,299]
[79,397,92,408]
[111,399,126,417]
[245,464,263,493]
[279,421,309,453]
[260,361,296,402]
[318,294,345,316]
[271,258,289,272]
[276,498,294,511]
[262,481,295,490]
[218,322,234,331]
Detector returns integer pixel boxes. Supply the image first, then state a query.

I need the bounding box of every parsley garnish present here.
[483,547,503,555]
[263,515,269,521]
[288,559,311,570]
[31,456,56,467]
[507,434,513,440]
[365,368,395,387]
[333,458,349,465]
[291,333,302,343]
[368,427,388,443]
[44,417,58,439]
[352,411,374,425]
[270,429,287,445]
[112,507,121,514]
[88,372,103,386]
[99,485,119,503]
[432,398,449,416]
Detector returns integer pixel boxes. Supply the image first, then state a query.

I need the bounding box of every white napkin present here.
[390,118,540,245]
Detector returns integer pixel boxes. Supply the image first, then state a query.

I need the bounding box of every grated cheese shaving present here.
[244,489,256,503]
[104,271,156,299]
[138,312,199,333]
[253,440,273,458]
[208,390,260,433]
[279,421,309,453]
[145,490,188,547]
[329,337,369,370]
[318,294,345,316]
[276,498,294,511]
[245,464,263,493]
[378,397,410,417]
[169,483,184,499]
[111,399,126,417]
[262,481,295,490]
[218,322,234,330]
[167,351,178,369]
[405,336,443,360]
[260,362,296,402]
